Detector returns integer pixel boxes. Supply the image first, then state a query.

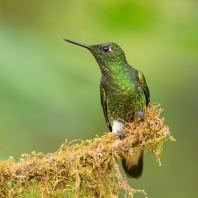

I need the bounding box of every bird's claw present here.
[117,130,125,139]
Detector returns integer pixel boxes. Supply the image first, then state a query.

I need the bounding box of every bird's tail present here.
[122,149,143,179]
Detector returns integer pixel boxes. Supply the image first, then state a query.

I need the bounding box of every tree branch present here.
[0,104,175,197]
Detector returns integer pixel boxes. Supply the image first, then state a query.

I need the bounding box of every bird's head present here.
[64,39,127,71]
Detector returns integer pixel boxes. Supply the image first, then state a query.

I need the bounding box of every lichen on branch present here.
[0,104,175,197]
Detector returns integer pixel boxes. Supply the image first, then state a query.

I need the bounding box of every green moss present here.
[0,104,175,197]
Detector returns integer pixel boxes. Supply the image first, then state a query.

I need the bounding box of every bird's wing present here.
[137,71,150,106]
[100,86,112,131]
[122,71,150,179]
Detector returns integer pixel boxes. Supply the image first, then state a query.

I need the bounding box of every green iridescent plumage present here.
[64,39,150,179]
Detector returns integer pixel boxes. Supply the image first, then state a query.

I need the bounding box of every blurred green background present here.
[0,0,197,197]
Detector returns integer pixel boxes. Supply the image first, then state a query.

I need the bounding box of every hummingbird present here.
[64,39,150,179]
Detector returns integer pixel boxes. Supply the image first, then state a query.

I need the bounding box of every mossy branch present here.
[0,104,175,197]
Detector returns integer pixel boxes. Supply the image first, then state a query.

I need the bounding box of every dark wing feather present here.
[100,86,112,131]
[137,71,150,106]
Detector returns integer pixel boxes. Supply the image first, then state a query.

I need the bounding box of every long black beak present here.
[64,39,90,49]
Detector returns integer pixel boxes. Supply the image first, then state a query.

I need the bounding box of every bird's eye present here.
[102,46,109,52]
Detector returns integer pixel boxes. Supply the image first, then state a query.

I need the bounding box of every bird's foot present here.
[117,130,125,139]
[136,108,145,121]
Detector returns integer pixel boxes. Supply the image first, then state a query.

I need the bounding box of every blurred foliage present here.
[0,0,197,197]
